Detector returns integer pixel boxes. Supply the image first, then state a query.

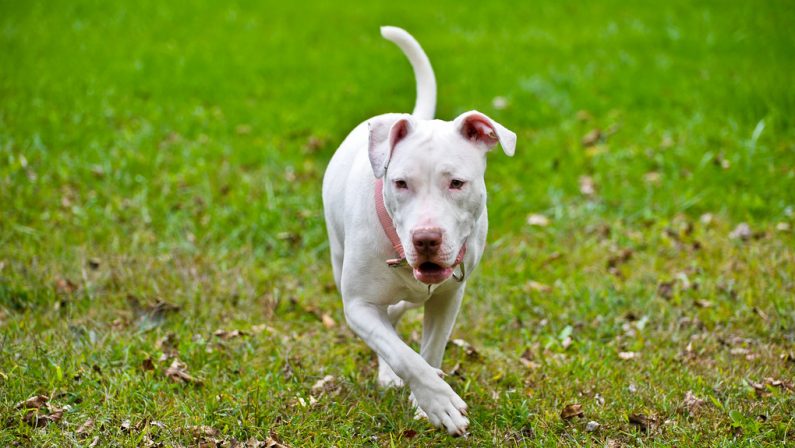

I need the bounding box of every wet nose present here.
[412,228,443,255]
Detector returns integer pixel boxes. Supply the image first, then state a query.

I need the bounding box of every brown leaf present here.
[310,375,338,396]
[213,329,248,340]
[560,403,583,420]
[15,395,48,409]
[141,357,155,371]
[523,280,551,293]
[164,358,202,385]
[76,418,94,437]
[579,176,596,196]
[694,299,713,308]
[527,213,550,227]
[682,390,705,415]
[451,339,479,358]
[519,349,540,369]
[729,223,752,241]
[55,278,78,294]
[265,431,291,448]
[401,429,418,439]
[657,281,675,300]
[607,248,633,269]
[87,258,101,270]
[628,413,658,432]
[156,332,179,356]
[190,425,219,438]
[321,313,336,329]
[581,129,601,147]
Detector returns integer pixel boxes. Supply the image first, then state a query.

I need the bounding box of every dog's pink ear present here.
[454,111,516,156]
[368,114,414,178]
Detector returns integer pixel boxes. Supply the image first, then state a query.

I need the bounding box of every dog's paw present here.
[377,357,404,389]
[409,380,469,436]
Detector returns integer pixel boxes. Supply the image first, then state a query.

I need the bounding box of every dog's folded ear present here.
[453,111,516,157]
[368,114,414,178]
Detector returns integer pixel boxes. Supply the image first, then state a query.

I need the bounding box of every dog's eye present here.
[394,179,408,189]
[449,179,466,190]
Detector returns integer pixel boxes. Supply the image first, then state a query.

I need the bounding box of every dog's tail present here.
[380,26,436,120]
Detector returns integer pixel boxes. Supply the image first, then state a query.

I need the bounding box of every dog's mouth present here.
[413,261,453,285]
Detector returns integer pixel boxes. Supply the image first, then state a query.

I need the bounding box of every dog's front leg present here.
[343,299,469,435]
[420,285,465,368]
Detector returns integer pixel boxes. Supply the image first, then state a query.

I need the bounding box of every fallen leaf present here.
[643,172,661,184]
[265,431,291,448]
[581,129,601,147]
[579,176,596,196]
[76,418,94,437]
[682,390,705,415]
[156,332,179,356]
[120,419,132,432]
[585,420,601,432]
[310,375,338,396]
[141,357,155,371]
[55,278,78,294]
[519,349,540,369]
[213,329,248,340]
[492,96,508,110]
[88,436,100,447]
[657,281,675,300]
[694,299,713,308]
[729,223,752,241]
[321,313,336,329]
[560,403,583,420]
[190,425,219,438]
[523,280,551,293]
[451,339,479,358]
[527,213,550,227]
[15,395,49,409]
[628,413,658,432]
[304,135,327,152]
[87,258,101,270]
[164,358,202,385]
[776,222,791,233]
[401,429,418,439]
[748,378,795,397]
[607,248,633,269]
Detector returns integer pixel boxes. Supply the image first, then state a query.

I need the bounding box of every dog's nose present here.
[412,228,443,255]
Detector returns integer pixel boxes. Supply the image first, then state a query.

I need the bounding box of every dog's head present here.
[368,111,516,284]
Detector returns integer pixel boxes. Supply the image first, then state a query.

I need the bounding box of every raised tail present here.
[380,26,436,120]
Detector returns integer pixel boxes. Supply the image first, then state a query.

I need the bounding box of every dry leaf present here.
[76,418,94,437]
[16,395,49,409]
[55,278,78,294]
[682,390,705,414]
[643,172,661,184]
[164,358,202,385]
[190,425,219,438]
[451,339,479,358]
[560,403,583,420]
[579,176,596,196]
[581,129,601,147]
[321,313,336,329]
[657,281,675,300]
[776,222,791,233]
[141,357,155,371]
[585,420,601,432]
[310,375,337,396]
[492,96,508,110]
[628,413,658,432]
[575,110,592,122]
[523,280,551,293]
[213,329,248,340]
[87,258,101,270]
[527,214,550,227]
[519,349,540,369]
[729,223,752,241]
[619,351,638,360]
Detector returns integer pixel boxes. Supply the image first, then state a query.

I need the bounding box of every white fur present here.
[321,26,515,436]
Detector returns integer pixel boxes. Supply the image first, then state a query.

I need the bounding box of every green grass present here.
[1,0,794,446]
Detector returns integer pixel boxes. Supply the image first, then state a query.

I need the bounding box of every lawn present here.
[1,0,794,446]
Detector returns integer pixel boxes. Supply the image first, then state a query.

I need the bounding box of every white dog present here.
[322,26,516,435]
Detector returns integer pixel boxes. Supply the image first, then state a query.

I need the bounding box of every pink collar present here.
[374,178,467,276]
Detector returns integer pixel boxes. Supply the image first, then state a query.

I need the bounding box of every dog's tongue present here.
[413,263,453,284]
